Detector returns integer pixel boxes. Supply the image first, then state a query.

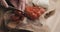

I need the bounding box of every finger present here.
[10,0,18,8]
[18,0,26,12]
[1,0,9,8]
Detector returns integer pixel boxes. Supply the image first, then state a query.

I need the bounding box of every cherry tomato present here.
[25,6,45,20]
[11,14,20,21]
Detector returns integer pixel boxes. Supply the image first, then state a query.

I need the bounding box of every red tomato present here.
[40,8,45,14]
[14,10,22,16]
[25,6,45,20]
[11,14,20,21]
